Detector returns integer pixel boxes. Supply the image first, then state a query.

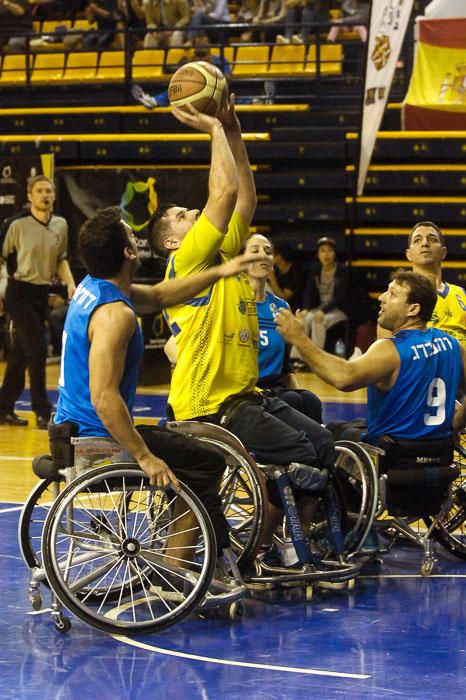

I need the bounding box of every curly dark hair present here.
[79,206,131,278]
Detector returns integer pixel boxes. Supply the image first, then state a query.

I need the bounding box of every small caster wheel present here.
[29,592,42,611]
[54,614,71,633]
[306,585,313,601]
[421,559,434,577]
[229,600,245,621]
[347,578,355,592]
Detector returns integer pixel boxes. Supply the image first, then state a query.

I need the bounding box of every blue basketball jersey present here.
[365,327,462,444]
[257,290,289,385]
[54,275,144,436]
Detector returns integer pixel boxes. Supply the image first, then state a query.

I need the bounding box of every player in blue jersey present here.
[275,270,466,444]
[244,233,322,422]
[54,206,267,580]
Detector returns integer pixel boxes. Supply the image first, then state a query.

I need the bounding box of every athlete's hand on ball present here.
[172,103,221,134]
[217,93,241,134]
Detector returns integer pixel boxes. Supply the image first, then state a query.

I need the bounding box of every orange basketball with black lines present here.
[168,61,228,117]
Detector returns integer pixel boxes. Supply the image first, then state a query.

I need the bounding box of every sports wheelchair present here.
[330,433,466,576]
[19,421,245,635]
[168,422,368,597]
[20,420,370,633]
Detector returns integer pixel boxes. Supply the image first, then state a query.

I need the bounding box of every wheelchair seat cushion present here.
[378,435,457,516]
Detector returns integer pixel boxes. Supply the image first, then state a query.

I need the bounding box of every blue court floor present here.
[1,393,466,699]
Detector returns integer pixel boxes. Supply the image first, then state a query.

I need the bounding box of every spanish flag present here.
[403,17,466,130]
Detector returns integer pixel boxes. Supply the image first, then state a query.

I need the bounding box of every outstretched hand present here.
[274,307,307,345]
[218,250,269,277]
[217,92,241,134]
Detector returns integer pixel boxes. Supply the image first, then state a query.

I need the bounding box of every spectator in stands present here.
[187,0,230,46]
[81,0,118,49]
[236,0,260,42]
[267,240,307,313]
[250,0,286,42]
[0,0,33,52]
[244,233,322,421]
[294,236,350,356]
[31,0,87,21]
[327,0,369,43]
[0,175,75,429]
[143,0,190,49]
[114,0,145,48]
[131,37,231,108]
[276,0,330,45]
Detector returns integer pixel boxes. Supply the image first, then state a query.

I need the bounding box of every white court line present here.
[0,455,33,461]
[114,636,370,680]
[0,505,23,513]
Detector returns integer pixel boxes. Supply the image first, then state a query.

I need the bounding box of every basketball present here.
[168,61,228,117]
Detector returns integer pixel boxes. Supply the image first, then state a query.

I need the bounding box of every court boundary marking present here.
[113,635,371,680]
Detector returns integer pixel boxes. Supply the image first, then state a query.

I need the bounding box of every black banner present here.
[56,167,209,282]
[0,154,54,224]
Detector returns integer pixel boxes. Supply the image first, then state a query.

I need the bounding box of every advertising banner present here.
[357,0,415,196]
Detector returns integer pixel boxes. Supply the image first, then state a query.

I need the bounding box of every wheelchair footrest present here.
[246,559,361,586]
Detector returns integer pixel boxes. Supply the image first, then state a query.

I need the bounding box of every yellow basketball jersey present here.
[429,282,466,348]
[163,211,259,420]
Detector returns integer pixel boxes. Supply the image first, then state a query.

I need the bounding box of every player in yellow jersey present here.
[406,221,466,349]
[378,222,466,348]
[149,98,337,571]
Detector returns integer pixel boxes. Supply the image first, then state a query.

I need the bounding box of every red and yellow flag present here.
[403,17,466,130]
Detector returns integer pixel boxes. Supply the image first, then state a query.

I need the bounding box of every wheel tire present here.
[42,464,217,635]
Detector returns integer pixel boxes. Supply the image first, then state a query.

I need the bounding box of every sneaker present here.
[0,412,28,427]
[276,34,290,45]
[291,34,302,44]
[131,84,158,110]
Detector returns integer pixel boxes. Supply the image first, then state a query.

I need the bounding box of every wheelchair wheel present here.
[19,478,63,573]
[424,438,466,560]
[332,441,378,555]
[42,463,217,635]
[167,421,268,573]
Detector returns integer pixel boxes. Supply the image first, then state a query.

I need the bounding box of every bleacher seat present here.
[232,45,270,77]
[31,53,66,83]
[62,52,98,82]
[0,54,31,84]
[269,45,306,76]
[165,48,194,71]
[305,43,343,75]
[132,50,165,80]
[96,51,125,81]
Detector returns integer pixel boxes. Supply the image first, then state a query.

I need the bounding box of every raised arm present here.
[218,94,257,227]
[88,302,179,489]
[275,307,400,392]
[171,104,238,233]
[130,249,266,314]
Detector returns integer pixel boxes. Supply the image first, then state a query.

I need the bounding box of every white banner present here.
[357,0,415,196]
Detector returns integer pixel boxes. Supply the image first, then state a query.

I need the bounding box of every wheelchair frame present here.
[19,432,246,635]
[336,437,466,576]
